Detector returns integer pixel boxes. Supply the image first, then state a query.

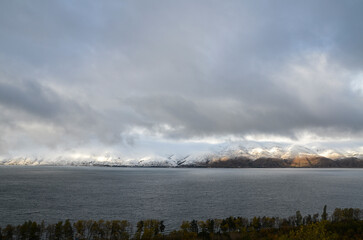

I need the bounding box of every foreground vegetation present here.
[1,206,363,240]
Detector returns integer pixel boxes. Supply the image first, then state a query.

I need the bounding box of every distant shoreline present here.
[1,164,363,168]
[2,155,363,168]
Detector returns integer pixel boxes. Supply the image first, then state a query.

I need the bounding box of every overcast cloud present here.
[1,0,363,158]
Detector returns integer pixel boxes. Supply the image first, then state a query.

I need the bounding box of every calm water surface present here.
[0,167,362,229]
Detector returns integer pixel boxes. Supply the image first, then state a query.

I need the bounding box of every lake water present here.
[0,166,362,230]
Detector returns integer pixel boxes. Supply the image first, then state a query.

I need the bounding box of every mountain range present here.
[1,141,363,167]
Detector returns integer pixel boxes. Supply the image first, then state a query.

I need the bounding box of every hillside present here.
[1,141,363,167]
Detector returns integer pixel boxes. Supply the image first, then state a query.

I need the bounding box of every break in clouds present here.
[1,0,363,158]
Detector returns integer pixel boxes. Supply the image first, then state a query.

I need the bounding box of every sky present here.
[1,0,363,160]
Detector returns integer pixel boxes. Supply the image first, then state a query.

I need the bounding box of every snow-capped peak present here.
[1,141,363,166]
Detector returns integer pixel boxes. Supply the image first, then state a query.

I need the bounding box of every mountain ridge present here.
[1,142,363,167]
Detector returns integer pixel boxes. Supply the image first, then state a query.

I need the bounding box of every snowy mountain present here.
[1,141,363,167]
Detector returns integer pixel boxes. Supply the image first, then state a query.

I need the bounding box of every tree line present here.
[1,206,363,240]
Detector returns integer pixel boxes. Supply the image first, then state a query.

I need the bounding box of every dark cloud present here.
[1,0,363,157]
[0,81,61,118]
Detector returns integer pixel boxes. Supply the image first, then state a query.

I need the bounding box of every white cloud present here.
[350,72,363,96]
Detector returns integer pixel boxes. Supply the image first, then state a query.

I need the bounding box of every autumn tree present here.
[322,205,328,221]
[296,211,303,226]
[2,225,14,240]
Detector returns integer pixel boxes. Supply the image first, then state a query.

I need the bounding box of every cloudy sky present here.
[1,0,363,159]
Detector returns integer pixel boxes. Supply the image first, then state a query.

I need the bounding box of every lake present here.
[0,166,362,230]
